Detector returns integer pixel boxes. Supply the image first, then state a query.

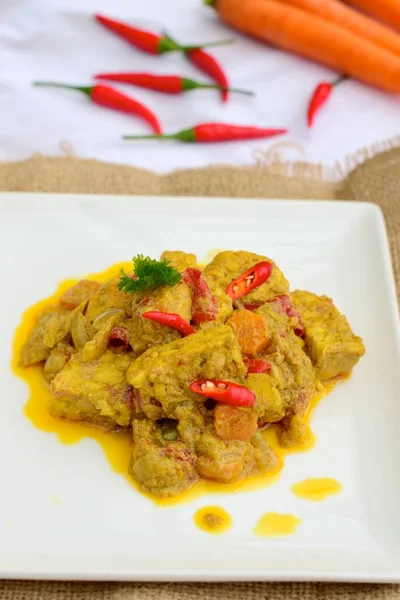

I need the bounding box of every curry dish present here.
[18,250,365,498]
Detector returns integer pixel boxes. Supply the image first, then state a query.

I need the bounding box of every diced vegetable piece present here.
[268,294,304,336]
[292,290,365,380]
[131,420,198,497]
[92,309,125,331]
[247,373,285,423]
[250,431,280,472]
[214,404,258,441]
[60,280,101,310]
[20,312,69,367]
[86,277,133,322]
[127,325,245,419]
[43,344,74,382]
[42,313,70,349]
[255,302,316,415]
[195,431,247,482]
[278,414,310,448]
[82,314,119,362]
[20,321,51,367]
[226,309,269,356]
[160,250,197,271]
[51,349,133,430]
[70,311,89,350]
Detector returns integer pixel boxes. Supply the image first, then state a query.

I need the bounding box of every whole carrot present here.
[307,75,346,127]
[205,0,400,93]
[94,72,254,96]
[33,82,162,134]
[95,13,232,54]
[345,0,400,32]
[123,123,287,143]
[275,0,400,56]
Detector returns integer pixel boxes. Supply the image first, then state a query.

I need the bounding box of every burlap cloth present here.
[1,146,400,599]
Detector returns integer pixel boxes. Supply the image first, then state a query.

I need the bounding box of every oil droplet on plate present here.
[254,512,301,537]
[194,506,232,534]
[291,477,342,501]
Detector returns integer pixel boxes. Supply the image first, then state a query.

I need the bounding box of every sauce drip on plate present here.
[194,506,232,534]
[254,512,301,537]
[291,477,342,501]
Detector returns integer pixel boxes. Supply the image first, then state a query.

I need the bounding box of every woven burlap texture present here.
[1,148,399,600]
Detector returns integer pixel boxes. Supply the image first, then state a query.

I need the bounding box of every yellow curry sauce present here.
[13,251,364,508]
[254,512,302,537]
[12,256,358,507]
[194,506,232,534]
[291,477,342,501]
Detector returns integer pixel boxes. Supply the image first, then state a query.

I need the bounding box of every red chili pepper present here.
[189,380,255,407]
[244,358,272,374]
[242,303,262,312]
[123,124,287,143]
[182,267,218,324]
[268,295,304,337]
[95,14,232,55]
[187,48,230,103]
[33,81,162,134]
[108,326,130,352]
[307,75,347,128]
[94,72,253,97]
[225,261,273,300]
[142,311,195,336]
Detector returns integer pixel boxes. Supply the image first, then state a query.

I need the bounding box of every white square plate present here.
[1,193,399,583]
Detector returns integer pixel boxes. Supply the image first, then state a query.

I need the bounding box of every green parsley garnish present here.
[118,254,182,293]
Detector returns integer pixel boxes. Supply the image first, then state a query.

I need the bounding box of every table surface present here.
[1,0,400,174]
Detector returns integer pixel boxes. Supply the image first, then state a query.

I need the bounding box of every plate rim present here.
[1,193,399,584]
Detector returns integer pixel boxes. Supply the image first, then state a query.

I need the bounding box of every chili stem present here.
[183,38,234,49]
[162,34,234,51]
[123,134,174,140]
[196,84,254,95]
[33,81,92,95]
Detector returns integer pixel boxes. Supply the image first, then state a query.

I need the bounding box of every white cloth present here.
[1,0,399,173]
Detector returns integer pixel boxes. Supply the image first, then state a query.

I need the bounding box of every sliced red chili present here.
[268,295,304,337]
[182,267,217,323]
[226,261,273,300]
[244,358,272,374]
[242,303,262,312]
[142,311,195,336]
[108,325,130,352]
[189,380,255,407]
